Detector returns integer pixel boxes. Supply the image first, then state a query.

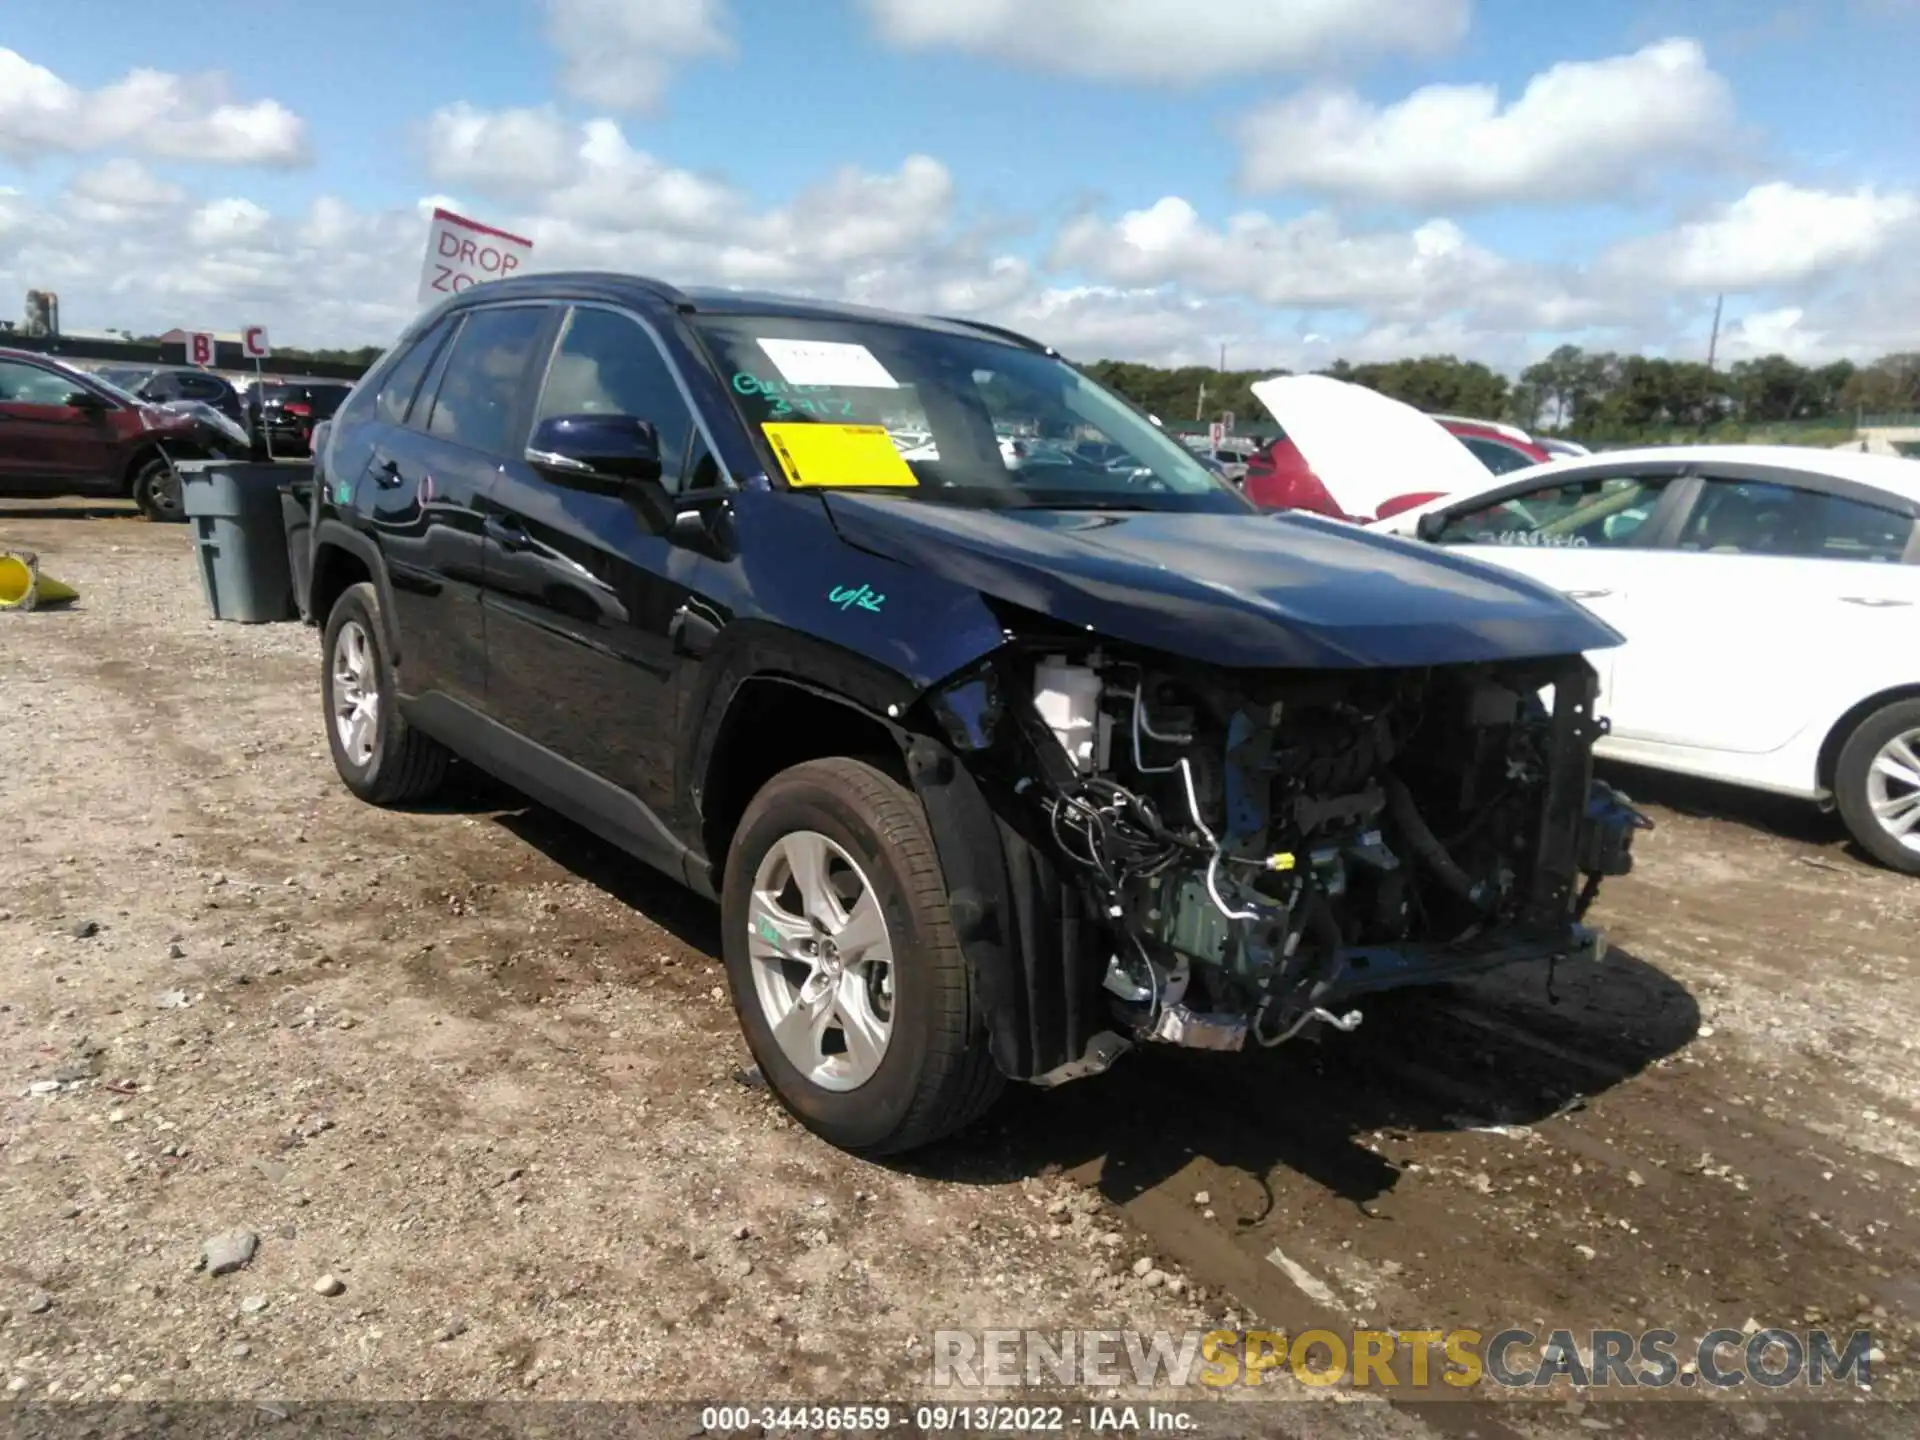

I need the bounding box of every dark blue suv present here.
[303,271,1642,1154]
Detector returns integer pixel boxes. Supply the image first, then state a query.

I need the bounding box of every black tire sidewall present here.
[1837,699,1920,874]
[134,459,183,522]
[721,766,947,1151]
[321,584,399,802]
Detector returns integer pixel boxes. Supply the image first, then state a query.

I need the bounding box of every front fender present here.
[902,733,1101,1081]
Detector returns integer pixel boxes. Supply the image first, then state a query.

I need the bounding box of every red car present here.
[1430,414,1556,476]
[0,347,248,520]
[1238,380,1555,522]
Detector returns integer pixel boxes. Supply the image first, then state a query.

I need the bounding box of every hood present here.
[1251,374,1492,519]
[820,494,1622,671]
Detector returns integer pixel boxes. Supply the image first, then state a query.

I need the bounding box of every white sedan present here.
[1372,444,1920,873]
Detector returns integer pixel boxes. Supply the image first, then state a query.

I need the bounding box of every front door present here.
[480,303,704,824]
[0,358,121,488]
[1422,465,1689,727]
[370,302,550,708]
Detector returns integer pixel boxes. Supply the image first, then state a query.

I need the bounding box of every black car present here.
[244,379,353,456]
[299,272,1645,1155]
[96,365,247,429]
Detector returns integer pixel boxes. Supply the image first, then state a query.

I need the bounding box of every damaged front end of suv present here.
[908,612,1649,1083]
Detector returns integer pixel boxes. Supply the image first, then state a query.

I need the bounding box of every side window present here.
[1679,477,1913,563]
[1459,435,1538,475]
[1434,473,1673,550]
[423,306,547,455]
[0,360,87,406]
[179,374,219,400]
[373,319,454,426]
[534,307,695,489]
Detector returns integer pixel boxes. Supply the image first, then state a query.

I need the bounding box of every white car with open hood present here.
[1371,444,1920,873]
[1242,375,1509,520]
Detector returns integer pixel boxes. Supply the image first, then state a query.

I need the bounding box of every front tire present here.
[1835,697,1920,875]
[720,757,1003,1155]
[131,455,184,523]
[321,582,449,806]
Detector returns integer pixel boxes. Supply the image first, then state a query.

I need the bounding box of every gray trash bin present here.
[280,475,316,623]
[179,461,298,623]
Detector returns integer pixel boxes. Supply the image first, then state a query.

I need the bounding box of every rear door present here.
[1421,462,1693,724]
[1596,467,1920,756]
[0,358,123,487]
[363,303,552,708]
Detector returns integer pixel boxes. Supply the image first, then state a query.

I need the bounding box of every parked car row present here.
[87,365,352,460]
[0,348,254,519]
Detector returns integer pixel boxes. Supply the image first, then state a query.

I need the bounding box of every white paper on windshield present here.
[756,338,898,389]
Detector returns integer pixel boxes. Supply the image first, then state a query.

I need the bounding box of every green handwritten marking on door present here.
[828,584,885,614]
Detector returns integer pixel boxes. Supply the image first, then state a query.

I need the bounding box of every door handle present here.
[483,515,533,552]
[1565,588,1613,600]
[1841,595,1911,608]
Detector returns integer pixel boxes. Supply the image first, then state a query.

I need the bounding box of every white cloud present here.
[187,198,273,247]
[6,105,1919,374]
[1236,38,1734,206]
[1715,307,1834,365]
[0,133,997,351]
[1602,182,1920,291]
[0,47,308,166]
[860,0,1468,82]
[63,159,186,225]
[423,106,740,233]
[1050,196,1514,312]
[423,103,576,194]
[543,0,733,112]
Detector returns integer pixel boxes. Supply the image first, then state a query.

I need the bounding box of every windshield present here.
[62,362,145,406]
[690,315,1245,512]
[94,367,153,394]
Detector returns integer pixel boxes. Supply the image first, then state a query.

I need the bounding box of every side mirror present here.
[527,412,672,528]
[527,413,661,487]
[64,389,108,411]
[1414,511,1447,542]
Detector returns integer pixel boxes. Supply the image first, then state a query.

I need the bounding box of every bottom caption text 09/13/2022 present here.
[700,1405,1203,1434]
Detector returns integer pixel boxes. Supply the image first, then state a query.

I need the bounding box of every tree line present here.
[1080,348,1920,440]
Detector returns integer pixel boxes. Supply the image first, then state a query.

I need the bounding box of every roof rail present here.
[935,316,1055,354]
[1430,412,1533,443]
[518,269,695,310]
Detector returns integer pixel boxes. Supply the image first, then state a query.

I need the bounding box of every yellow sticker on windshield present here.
[762,422,918,489]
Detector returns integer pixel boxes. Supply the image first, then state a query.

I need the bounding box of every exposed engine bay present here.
[927,645,1650,1072]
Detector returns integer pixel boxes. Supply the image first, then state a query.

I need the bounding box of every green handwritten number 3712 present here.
[828,584,885,614]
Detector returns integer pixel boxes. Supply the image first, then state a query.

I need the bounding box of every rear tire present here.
[321,582,449,806]
[131,455,184,523]
[1835,697,1920,875]
[720,757,1003,1155]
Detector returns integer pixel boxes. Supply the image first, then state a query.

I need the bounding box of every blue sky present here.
[2,0,1918,366]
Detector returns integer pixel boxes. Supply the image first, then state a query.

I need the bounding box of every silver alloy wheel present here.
[331,619,379,768]
[746,829,895,1093]
[1868,727,1920,854]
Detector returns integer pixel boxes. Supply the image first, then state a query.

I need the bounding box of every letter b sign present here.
[187,332,216,368]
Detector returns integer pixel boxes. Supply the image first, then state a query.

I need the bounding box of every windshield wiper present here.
[1033,496,1165,511]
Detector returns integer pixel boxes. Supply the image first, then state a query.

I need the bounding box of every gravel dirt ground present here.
[1,502,1915,1440]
